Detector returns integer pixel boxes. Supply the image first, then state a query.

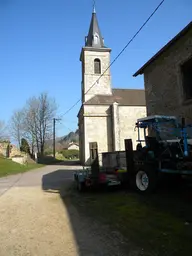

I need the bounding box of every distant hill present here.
[58,129,79,146]
[45,129,79,152]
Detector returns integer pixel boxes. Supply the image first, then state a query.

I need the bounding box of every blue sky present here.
[0,0,191,137]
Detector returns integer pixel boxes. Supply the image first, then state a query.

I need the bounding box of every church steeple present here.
[85,6,105,48]
[80,4,112,103]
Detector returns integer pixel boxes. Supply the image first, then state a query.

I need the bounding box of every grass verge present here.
[67,185,192,256]
[0,157,44,177]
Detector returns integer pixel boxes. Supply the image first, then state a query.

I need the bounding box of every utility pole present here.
[53,118,61,158]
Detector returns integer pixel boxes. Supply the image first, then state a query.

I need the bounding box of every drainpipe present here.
[112,102,120,151]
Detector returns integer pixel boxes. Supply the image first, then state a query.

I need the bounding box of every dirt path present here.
[0,165,129,256]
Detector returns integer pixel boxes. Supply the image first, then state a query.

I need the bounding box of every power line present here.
[62,0,166,117]
[62,124,74,132]
[53,118,61,158]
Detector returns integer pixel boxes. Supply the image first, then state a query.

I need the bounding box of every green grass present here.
[0,157,44,177]
[67,187,192,256]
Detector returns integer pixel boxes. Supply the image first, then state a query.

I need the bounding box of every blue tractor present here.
[127,115,192,193]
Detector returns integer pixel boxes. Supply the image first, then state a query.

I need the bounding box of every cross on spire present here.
[93,0,96,13]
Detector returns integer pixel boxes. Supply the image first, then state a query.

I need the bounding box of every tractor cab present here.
[135,115,180,146]
[135,115,192,158]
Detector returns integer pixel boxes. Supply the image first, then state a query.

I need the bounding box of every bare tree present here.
[0,120,9,141]
[23,92,57,155]
[0,121,5,139]
[10,110,25,147]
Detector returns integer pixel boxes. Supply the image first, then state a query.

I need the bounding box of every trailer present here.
[74,154,121,192]
[101,151,129,187]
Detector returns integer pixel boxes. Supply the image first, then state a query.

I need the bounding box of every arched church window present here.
[94,58,101,74]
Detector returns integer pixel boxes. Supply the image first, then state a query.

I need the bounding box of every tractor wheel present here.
[134,168,157,194]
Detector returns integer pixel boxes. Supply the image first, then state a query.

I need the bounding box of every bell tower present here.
[80,6,112,103]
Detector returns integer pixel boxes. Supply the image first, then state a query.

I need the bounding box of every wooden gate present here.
[89,142,99,178]
[89,142,98,162]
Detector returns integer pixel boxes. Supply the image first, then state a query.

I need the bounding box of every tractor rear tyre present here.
[134,167,157,194]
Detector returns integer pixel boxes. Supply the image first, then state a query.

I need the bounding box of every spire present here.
[85,6,105,48]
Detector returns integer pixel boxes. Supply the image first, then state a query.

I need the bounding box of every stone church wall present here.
[78,114,85,164]
[83,105,113,165]
[79,104,146,165]
[118,106,146,150]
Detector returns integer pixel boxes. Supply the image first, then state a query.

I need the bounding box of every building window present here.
[94,58,101,74]
[181,57,192,101]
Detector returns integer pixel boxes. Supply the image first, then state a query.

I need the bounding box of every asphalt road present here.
[0,164,129,256]
[0,165,76,196]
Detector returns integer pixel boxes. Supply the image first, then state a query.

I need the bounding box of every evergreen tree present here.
[20,138,30,154]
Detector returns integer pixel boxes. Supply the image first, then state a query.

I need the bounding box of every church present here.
[78,7,146,165]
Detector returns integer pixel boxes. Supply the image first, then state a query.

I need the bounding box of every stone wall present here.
[79,104,146,165]
[0,142,28,157]
[143,28,192,123]
[83,105,113,165]
[0,142,10,157]
[78,107,85,164]
[10,145,23,158]
[118,106,146,150]
[0,142,30,165]
[82,49,112,102]
[12,156,27,165]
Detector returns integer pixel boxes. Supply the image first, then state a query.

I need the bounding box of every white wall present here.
[118,106,147,150]
[84,105,113,165]
[68,144,79,150]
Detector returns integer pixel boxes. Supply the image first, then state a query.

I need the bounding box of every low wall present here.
[12,156,27,165]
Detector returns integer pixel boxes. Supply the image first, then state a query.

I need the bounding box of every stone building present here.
[78,8,146,165]
[0,141,24,158]
[0,141,10,158]
[133,21,192,123]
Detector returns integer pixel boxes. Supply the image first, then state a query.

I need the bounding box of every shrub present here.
[55,153,65,161]
[44,149,53,156]
[59,149,79,159]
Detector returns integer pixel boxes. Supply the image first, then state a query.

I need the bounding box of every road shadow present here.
[42,169,76,191]
[57,160,81,166]
[41,168,130,255]
[38,155,81,166]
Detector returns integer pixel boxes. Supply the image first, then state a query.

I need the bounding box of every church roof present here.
[85,7,105,48]
[84,89,146,106]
